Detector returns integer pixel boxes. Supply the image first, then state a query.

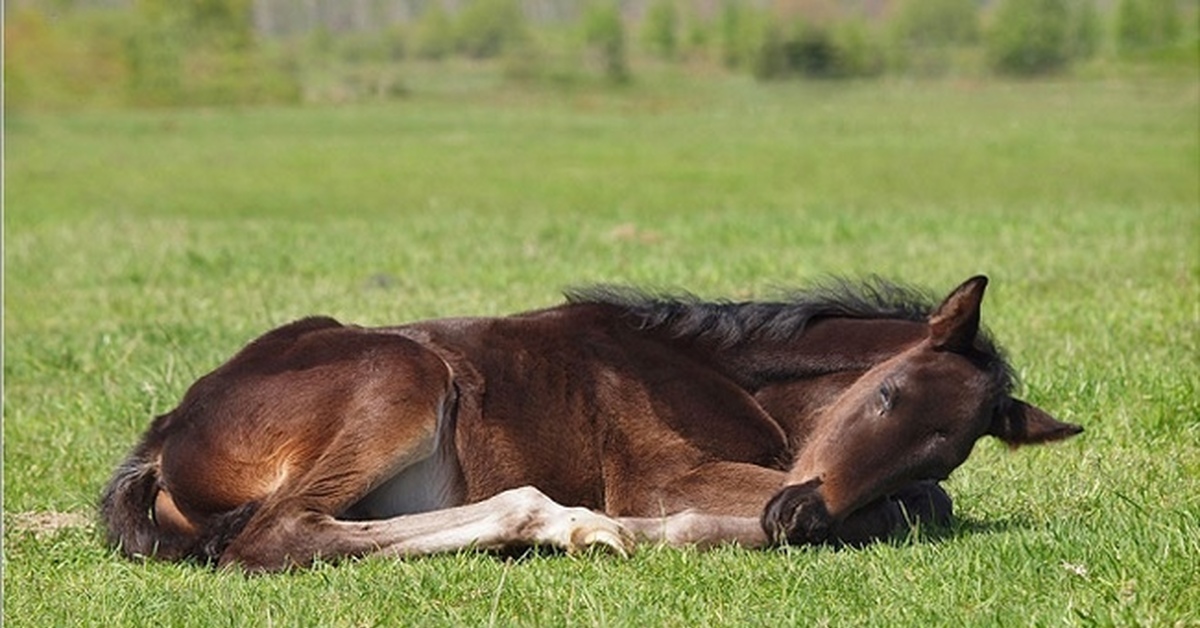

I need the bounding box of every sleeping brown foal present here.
[102,276,1081,571]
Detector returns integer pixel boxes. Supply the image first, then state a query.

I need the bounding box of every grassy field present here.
[4,73,1198,625]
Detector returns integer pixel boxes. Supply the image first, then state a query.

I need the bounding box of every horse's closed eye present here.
[877,383,896,415]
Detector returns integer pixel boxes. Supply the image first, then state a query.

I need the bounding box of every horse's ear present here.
[989,398,1083,448]
[928,275,988,351]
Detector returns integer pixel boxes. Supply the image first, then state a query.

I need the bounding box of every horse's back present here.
[403,304,791,515]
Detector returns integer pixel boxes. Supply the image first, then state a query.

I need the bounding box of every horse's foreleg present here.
[617,512,768,548]
[616,479,952,550]
[613,461,785,549]
[223,486,634,571]
[830,481,953,546]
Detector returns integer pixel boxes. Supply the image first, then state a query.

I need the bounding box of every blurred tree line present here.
[4,0,1196,109]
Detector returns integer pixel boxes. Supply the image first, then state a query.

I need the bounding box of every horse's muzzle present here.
[761,479,832,546]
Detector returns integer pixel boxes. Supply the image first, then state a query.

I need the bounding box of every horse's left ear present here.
[928,275,988,351]
[989,398,1083,447]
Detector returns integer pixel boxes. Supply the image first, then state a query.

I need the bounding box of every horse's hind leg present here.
[287,485,634,563]
[228,478,635,569]
[213,334,462,571]
[215,335,633,571]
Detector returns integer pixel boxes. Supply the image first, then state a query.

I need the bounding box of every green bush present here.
[717,2,765,69]
[582,3,630,83]
[383,25,408,62]
[751,22,787,80]
[136,0,253,50]
[4,8,132,110]
[333,32,392,65]
[124,12,187,105]
[455,0,528,59]
[786,23,834,77]
[890,0,978,46]
[122,0,298,107]
[413,5,455,60]
[1067,0,1102,61]
[986,0,1072,75]
[1,1,300,109]
[832,19,886,78]
[1116,0,1182,55]
[753,18,884,80]
[887,0,978,75]
[641,0,679,60]
[501,38,554,84]
[181,46,301,106]
[681,6,712,60]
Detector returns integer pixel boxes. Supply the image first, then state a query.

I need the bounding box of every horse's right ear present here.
[928,275,988,352]
[989,398,1083,448]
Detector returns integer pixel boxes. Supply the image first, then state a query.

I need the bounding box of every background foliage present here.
[4,0,1197,109]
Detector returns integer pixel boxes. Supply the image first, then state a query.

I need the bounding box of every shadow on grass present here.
[481,512,1036,563]
[887,513,1033,547]
[84,512,1042,575]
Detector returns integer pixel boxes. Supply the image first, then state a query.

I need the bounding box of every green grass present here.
[4,74,1198,625]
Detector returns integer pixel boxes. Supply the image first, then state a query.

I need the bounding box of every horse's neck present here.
[713,317,927,388]
[712,317,928,449]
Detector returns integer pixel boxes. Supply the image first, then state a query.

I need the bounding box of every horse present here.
[101,275,1082,572]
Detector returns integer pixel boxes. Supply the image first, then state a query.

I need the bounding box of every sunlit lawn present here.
[4,73,1198,625]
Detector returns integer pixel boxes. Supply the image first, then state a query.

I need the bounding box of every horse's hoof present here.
[576,527,634,558]
[891,481,954,526]
[551,507,635,558]
[761,480,832,545]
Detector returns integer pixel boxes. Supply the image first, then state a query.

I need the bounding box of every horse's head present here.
[762,276,1082,545]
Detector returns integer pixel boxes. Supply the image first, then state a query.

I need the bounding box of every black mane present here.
[566,277,936,347]
[566,277,1016,395]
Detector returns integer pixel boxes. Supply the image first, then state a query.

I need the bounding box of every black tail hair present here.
[98,438,179,560]
[100,415,263,565]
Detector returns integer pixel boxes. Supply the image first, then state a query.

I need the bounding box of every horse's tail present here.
[100,415,264,565]
[99,415,198,562]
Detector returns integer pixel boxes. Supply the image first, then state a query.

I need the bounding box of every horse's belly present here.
[343,449,460,519]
